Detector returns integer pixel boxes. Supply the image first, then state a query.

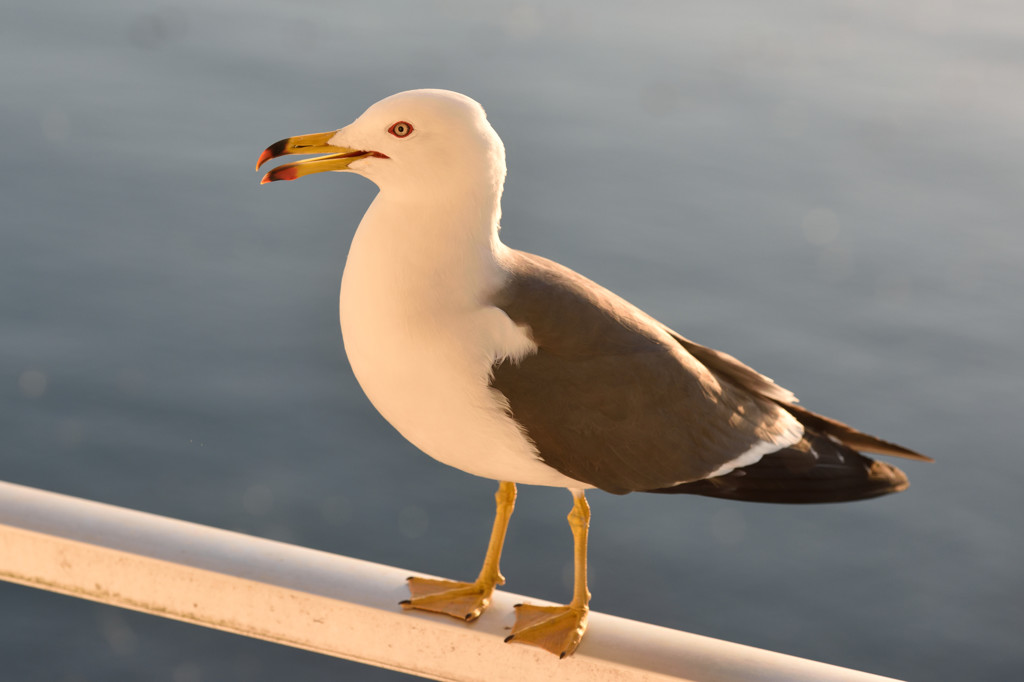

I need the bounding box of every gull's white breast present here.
[338,199,589,488]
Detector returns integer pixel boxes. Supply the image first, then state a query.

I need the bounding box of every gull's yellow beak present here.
[256,131,386,184]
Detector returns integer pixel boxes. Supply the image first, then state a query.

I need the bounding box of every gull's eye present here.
[388,121,413,138]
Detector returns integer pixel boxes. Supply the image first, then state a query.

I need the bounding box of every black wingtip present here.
[648,431,916,504]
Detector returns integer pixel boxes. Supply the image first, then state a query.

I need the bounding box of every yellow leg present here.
[505,490,590,658]
[402,481,516,621]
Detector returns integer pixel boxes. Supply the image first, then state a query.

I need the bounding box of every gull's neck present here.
[343,182,509,315]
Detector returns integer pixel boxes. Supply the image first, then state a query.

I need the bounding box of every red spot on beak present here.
[260,166,299,184]
[256,148,276,171]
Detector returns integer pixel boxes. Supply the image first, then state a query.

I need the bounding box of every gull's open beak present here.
[256,131,386,184]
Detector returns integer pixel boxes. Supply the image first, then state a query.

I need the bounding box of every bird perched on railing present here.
[257,89,930,658]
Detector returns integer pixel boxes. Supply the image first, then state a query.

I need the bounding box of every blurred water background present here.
[2,1,1023,680]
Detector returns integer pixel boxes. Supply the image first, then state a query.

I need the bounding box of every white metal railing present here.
[0,480,900,681]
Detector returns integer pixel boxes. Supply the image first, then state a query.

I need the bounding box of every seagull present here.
[256,89,930,658]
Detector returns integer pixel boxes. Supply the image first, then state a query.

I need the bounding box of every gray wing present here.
[665,331,929,461]
[488,250,803,494]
